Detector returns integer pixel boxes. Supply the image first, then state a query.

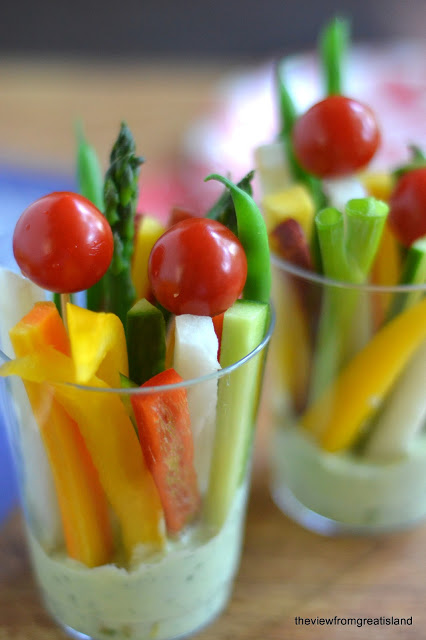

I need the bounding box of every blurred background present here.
[1,0,426,60]
[1,0,425,522]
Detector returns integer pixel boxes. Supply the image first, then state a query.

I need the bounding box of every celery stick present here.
[345,197,389,277]
[308,208,352,401]
[388,236,426,319]
[309,199,388,401]
[315,208,351,280]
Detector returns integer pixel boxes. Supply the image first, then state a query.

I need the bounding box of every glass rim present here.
[271,253,426,293]
[0,306,275,395]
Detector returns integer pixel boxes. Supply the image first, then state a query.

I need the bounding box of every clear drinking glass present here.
[268,254,426,535]
[0,295,273,640]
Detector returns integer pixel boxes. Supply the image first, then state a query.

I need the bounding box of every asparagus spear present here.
[96,123,144,325]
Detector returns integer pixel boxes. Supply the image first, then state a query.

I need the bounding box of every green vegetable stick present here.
[205,174,271,304]
[345,198,389,277]
[75,123,107,312]
[309,199,388,401]
[320,16,350,96]
[388,236,426,319]
[98,123,144,325]
[206,170,255,236]
[75,121,104,211]
[205,300,270,528]
[126,299,166,385]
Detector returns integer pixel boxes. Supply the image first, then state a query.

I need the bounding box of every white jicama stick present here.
[0,267,63,550]
[173,314,220,493]
[254,140,290,197]
[366,339,426,460]
[323,177,366,216]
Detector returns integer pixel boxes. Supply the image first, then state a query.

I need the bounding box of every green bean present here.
[205,174,271,304]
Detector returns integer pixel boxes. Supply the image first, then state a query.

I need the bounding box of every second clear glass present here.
[268,255,426,535]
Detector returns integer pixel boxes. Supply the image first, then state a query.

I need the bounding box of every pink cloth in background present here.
[181,41,426,189]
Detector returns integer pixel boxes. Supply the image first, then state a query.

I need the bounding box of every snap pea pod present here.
[75,122,104,211]
[320,16,350,96]
[75,123,107,312]
[205,174,271,304]
[206,170,255,236]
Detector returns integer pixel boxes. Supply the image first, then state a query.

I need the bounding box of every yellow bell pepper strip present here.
[0,345,165,558]
[302,297,426,452]
[277,279,311,414]
[370,222,402,325]
[361,171,394,202]
[131,215,166,300]
[9,302,114,567]
[362,172,399,319]
[66,303,128,388]
[262,184,315,245]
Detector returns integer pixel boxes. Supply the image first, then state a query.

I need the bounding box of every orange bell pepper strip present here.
[10,302,113,567]
[302,297,426,452]
[1,344,165,557]
[131,369,200,534]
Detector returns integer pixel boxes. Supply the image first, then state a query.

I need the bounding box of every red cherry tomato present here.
[292,95,380,178]
[148,218,247,316]
[388,168,426,247]
[13,192,114,293]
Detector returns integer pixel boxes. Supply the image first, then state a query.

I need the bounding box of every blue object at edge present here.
[0,164,74,527]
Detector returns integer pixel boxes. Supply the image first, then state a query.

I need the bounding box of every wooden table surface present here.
[1,59,425,640]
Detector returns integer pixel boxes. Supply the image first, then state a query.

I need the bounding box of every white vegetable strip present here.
[0,268,62,550]
[323,177,366,215]
[366,339,426,459]
[173,315,220,493]
[254,141,290,197]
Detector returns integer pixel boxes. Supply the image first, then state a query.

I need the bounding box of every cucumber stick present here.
[126,299,166,385]
[205,299,270,528]
[388,237,426,319]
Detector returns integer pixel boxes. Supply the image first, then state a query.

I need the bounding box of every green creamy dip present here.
[28,487,248,640]
[272,426,426,530]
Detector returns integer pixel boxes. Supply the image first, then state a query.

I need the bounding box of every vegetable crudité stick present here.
[75,123,107,313]
[365,339,426,459]
[205,174,272,304]
[206,170,255,236]
[388,236,426,319]
[131,368,200,535]
[302,297,426,452]
[10,302,113,567]
[205,300,270,528]
[92,123,144,324]
[67,303,129,388]
[1,347,166,557]
[309,198,388,401]
[76,122,104,211]
[276,62,325,213]
[319,16,349,96]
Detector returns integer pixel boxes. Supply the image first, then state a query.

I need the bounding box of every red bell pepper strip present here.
[131,368,201,534]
